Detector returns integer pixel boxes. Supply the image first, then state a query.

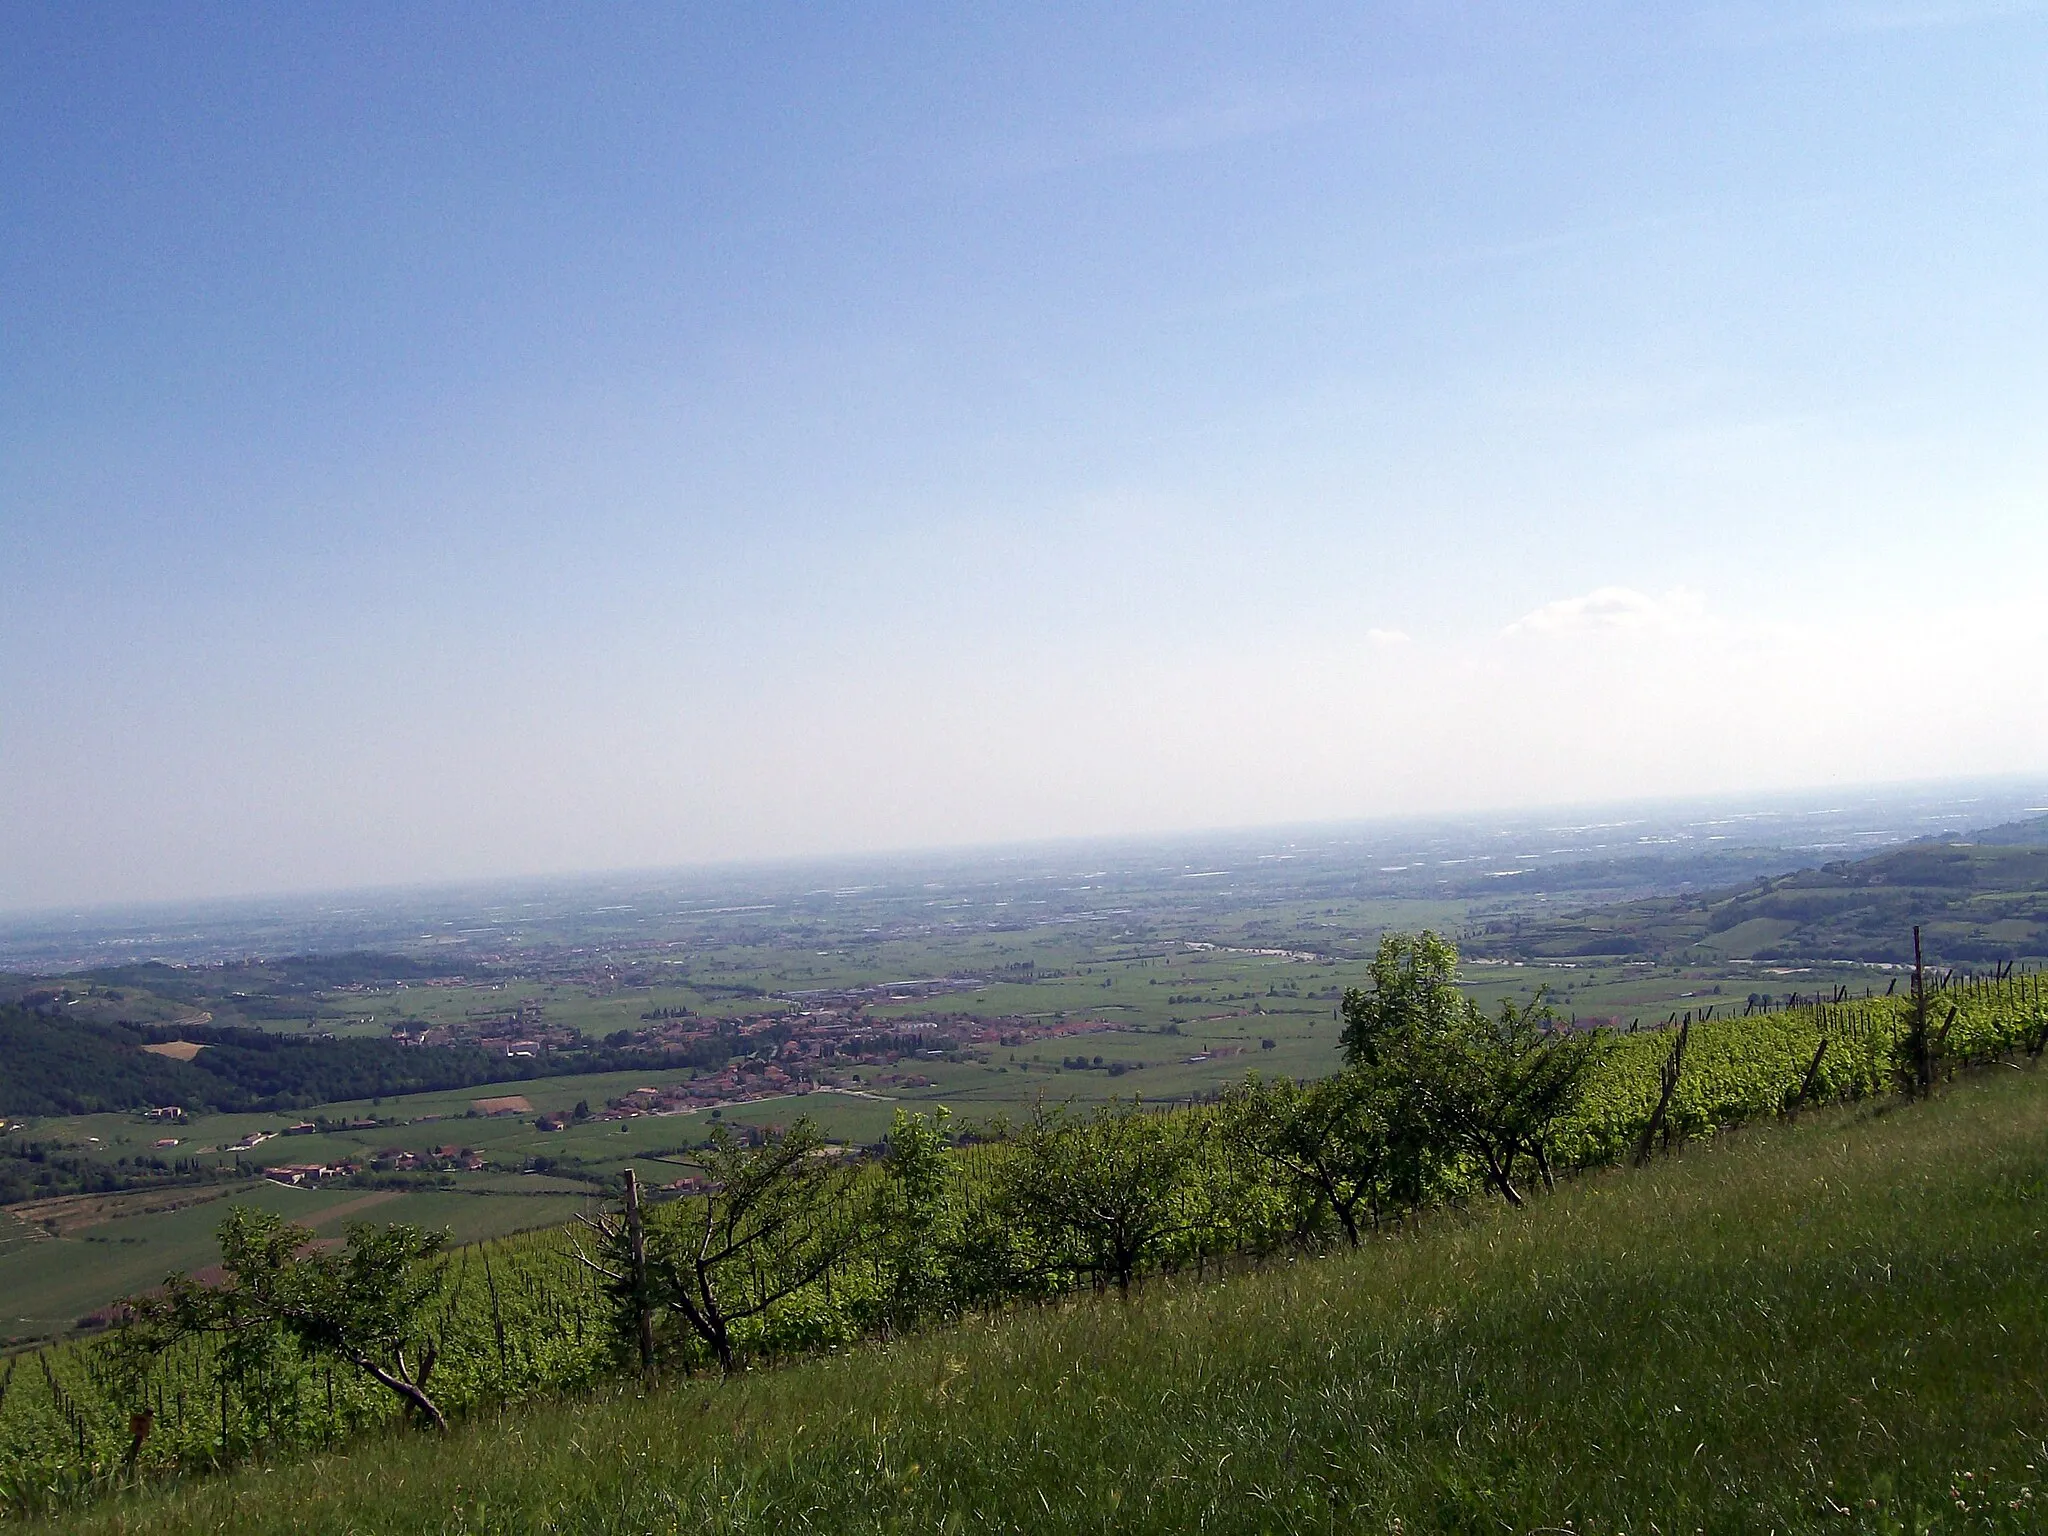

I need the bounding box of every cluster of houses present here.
[369,970,1148,1097]
[261,1144,485,1186]
[388,997,582,1057]
[595,1059,807,1121]
[261,1161,355,1186]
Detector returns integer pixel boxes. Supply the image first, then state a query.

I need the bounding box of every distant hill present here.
[0,1007,218,1117]
[0,1003,714,1119]
[1957,811,2048,846]
[1471,818,2048,967]
[0,951,475,1031]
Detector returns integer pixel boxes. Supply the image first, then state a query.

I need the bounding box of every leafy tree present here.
[1339,931,1469,1067]
[1341,932,1604,1208]
[1416,990,1606,1206]
[124,1206,451,1430]
[1000,1100,1200,1294]
[874,1108,958,1330]
[643,1118,865,1372]
[1227,1069,1435,1245]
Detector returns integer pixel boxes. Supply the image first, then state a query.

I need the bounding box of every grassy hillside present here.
[32,1063,2048,1533]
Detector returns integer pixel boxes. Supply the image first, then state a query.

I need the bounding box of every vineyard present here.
[3,944,2045,1519]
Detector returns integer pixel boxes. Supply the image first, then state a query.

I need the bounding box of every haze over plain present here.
[4,3,2046,910]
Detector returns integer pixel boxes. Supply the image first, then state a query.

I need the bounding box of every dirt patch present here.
[472,1095,534,1115]
[3,1184,240,1237]
[302,1191,402,1228]
[0,1208,53,1249]
[140,1040,207,1061]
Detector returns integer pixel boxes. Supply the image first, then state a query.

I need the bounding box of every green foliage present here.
[9,941,2048,1518]
[872,1108,959,1330]
[0,1006,738,1118]
[573,1171,659,1371]
[28,1059,2048,1536]
[124,1208,453,1430]
[1224,1068,1436,1244]
[0,1220,615,1512]
[0,1137,226,1205]
[0,1009,212,1117]
[1415,988,1607,1205]
[637,1118,867,1372]
[996,1099,1204,1294]
[1339,933,1605,1205]
[1337,930,1467,1065]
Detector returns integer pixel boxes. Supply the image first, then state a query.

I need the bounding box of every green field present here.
[0,1179,592,1339]
[2,912,1923,1339]
[28,1039,2048,1533]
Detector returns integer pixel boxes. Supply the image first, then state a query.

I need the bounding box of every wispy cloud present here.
[1500,585,1709,639]
[971,78,1387,182]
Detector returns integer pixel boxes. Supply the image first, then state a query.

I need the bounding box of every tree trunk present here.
[359,1356,447,1433]
[622,1169,655,1372]
[1486,1151,1523,1207]
[1335,1202,1361,1247]
[689,1259,738,1374]
[1318,1168,1362,1246]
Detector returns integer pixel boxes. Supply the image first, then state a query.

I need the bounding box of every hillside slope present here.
[1479,825,2048,965]
[41,1067,2048,1534]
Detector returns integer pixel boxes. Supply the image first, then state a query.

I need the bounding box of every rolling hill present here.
[1470,815,2048,967]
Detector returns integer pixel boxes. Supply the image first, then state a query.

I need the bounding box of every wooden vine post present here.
[1634,1018,1689,1167]
[1907,925,1935,1098]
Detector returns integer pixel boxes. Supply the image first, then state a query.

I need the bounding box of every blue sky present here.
[5,2,2047,908]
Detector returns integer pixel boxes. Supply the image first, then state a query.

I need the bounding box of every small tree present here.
[874,1108,958,1330]
[125,1206,451,1430]
[1000,1100,1199,1295]
[1343,932,1603,1208]
[644,1118,864,1373]
[1339,931,1469,1067]
[575,1166,658,1371]
[1419,990,1605,1206]
[1227,1068,1433,1245]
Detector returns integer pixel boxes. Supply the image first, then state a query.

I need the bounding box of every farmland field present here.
[2,933,1914,1336]
[8,793,2047,1343]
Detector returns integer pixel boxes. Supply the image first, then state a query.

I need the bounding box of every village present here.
[101,977,1227,1191]
[383,972,1158,1090]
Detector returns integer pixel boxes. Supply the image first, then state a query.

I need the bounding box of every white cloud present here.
[1501,585,1710,638]
[1367,627,1413,646]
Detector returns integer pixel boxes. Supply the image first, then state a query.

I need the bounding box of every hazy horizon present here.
[6,771,2044,935]
[7,5,2047,910]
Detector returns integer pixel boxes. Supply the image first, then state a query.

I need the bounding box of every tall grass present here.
[28,1064,2048,1534]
